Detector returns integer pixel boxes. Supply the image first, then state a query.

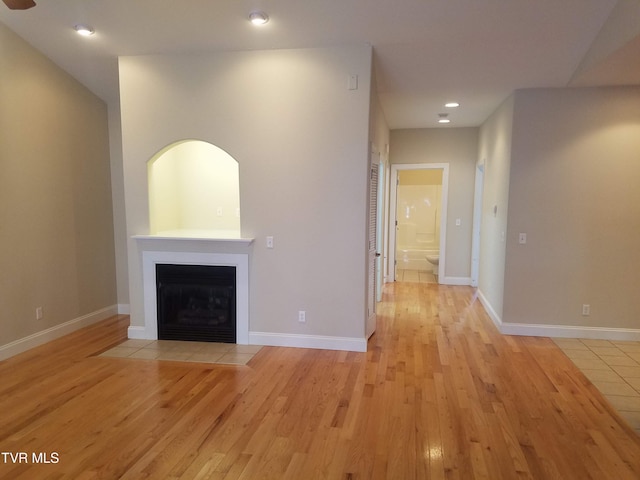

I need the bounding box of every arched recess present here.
[148,140,241,237]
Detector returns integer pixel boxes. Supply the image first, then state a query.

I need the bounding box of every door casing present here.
[389,163,450,283]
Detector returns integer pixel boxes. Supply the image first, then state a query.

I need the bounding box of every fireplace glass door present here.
[156,264,236,343]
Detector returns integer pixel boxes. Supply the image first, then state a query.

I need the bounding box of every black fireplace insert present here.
[156,264,236,343]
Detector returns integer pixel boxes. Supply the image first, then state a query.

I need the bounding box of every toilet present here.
[426,254,439,279]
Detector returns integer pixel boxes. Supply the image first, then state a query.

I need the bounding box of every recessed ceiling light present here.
[249,11,269,25]
[438,113,450,124]
[445,102,460,108]
[74,24,95,36]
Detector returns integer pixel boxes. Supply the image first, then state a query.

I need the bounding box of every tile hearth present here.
[100,339,262,365]
[396,268,437,284]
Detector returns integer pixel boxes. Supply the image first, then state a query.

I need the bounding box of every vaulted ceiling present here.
[2,0,639,128]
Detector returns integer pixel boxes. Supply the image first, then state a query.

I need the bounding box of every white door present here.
[375,160,385,302]
[366,160,379,338]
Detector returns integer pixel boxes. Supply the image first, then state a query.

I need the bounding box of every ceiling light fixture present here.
[74,24,95,36]
[445,102,460,108]
[438,113,451,124]
[249,11,269,25]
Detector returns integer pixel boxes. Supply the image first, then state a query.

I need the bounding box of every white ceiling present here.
[1,0,638,129]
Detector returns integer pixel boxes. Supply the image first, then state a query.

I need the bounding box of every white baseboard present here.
[476,289,503,330]
[476,289,640,341]
[0,305,119,361]
[442,276,472,286]
[127,326,148,340]
[249,332,367,352]
[127,327,368,352]
[499,322,640,341]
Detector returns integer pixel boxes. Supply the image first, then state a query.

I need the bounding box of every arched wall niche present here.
[148,139,241,238]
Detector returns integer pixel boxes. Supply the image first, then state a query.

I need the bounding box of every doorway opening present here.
[389,163,449,283]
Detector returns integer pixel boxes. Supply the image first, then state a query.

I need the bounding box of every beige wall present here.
[477,95,515,320]
[120,46,373,340]
[399,169,443,185]
[369,73,391,161]
[504,87,640,329]
[389,128,478,279]
[0,23,116,346]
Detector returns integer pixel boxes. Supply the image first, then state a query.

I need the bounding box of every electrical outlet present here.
[298,310,306,323]
[36,307,43,320]
[582,304,590,316]
[266,236,274,249]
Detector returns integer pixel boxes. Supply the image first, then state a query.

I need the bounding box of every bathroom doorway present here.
[389,163,449,283]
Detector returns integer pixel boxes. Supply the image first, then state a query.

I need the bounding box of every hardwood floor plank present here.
[1,286,640,479]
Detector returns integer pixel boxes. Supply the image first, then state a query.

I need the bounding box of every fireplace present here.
[156,264,236,343]
[132,238,251,344]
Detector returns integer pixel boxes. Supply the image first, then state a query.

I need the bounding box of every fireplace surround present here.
[132,235,252,344]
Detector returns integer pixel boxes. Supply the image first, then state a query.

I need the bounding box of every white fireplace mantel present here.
[133,231,254,245]
[130,235,253,344]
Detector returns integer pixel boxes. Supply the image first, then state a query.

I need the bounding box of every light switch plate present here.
[519,233,527,244]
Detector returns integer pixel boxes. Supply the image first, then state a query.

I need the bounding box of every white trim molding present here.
[0,305,118,361]
[127,325,147,340]
[477,288,640,341]
[138,249,250,344]
[442,276,472,286]
[249,332,367,352]
[499,323,640,341]
[477,289,502,330]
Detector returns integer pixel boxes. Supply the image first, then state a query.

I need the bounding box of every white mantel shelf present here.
[133,234,254,246]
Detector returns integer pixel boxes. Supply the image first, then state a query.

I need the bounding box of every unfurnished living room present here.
[1,1,640,479]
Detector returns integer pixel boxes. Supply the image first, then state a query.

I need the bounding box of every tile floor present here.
[396,269,437,284]
[99,339,262,365]
[553,338,640,435]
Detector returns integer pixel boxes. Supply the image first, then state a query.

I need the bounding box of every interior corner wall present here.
[0,22,117,349]
[477,95,515,323]
[119,46,372,342]
[503,87,640,332]
[389,128,479,279]
[107,101,130,310]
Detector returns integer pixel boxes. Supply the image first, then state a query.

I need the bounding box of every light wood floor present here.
[1,283,640,479]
